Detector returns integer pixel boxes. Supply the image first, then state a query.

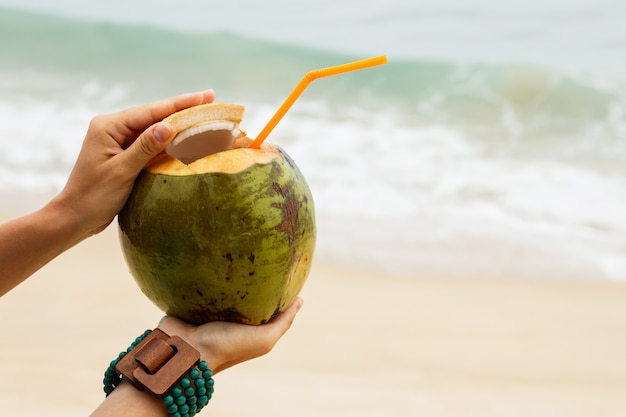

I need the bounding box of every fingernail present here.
[203,88,215,101]
[153,123,174,144]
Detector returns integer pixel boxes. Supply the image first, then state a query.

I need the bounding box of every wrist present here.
[95,380,168,417]
[43,193,89,247]
[156,319,223,374]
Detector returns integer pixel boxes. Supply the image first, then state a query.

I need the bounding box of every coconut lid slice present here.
[164,103,246,165]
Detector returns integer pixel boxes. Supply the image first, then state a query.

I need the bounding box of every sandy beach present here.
[1,221,626,417]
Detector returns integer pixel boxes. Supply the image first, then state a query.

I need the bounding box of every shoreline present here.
[3,201,621,284]
[1,225,626,416]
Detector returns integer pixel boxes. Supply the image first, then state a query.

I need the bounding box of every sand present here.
[1,223,626,417]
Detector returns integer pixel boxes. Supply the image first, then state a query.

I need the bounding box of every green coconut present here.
[118,103,316,325]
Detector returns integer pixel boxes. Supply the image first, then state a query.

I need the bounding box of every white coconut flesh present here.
[165,121,245,165]
[149,122,280,176]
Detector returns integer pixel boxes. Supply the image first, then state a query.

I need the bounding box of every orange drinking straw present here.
[249,55,387,149]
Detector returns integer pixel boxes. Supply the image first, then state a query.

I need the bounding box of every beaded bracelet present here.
[103,329,215,417]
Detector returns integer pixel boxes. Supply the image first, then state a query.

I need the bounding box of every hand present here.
[90,299,304,417]
[54,89,215,240]
[157,298,304,374]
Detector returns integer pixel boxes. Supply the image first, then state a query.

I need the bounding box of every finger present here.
[126,89,215,131]
[116,121,176,177]
[111,89,215,146]
[264,298,304,336]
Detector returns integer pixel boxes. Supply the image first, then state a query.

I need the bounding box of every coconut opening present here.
[165,121,244,165]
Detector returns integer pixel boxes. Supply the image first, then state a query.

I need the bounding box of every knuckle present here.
[88,114,108,130]
[136,135,158,157]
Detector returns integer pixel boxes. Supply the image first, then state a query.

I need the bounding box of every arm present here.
[91,298,304,417]
[0,90,215,296]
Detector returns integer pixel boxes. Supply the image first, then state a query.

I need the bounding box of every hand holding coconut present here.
[93,298,303,417]
[58,89,217,241]
[0,89,215,295]
[157,297,304,375]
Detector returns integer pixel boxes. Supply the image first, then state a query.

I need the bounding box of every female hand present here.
[55,89,215,241]
[0,90,215,296]
[157,298,305,374]
[91,299,304,417]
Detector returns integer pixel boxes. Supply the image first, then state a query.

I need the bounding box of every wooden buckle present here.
[116,329,200,396]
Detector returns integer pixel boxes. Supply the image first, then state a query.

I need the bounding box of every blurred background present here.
[0,0,625,281]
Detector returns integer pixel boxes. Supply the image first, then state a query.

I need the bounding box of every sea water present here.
[0,1,625,280]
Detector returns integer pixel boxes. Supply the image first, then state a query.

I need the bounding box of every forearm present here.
[90,381,168,417]
[0,197,84,296]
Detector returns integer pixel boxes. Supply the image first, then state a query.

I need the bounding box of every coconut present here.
[118,103,316,325]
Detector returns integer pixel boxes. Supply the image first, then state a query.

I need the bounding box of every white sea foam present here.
[0,76,131,195]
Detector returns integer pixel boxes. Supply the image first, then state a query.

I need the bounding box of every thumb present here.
[123,122,176,172]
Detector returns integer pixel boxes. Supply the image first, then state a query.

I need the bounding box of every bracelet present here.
[103,329,215,417]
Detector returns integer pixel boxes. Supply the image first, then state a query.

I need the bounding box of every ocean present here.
[0,1,625,281]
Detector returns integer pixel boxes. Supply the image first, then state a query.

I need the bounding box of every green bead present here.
[166,403,178,414]
[184,386,195,397]
[187,395,197,405]
[202,370,212,379]
[103,374,117,384]
[163,395,174,406]
[207,378,214,387]
[176,396,186,406]
[103,376,117,385]
[189,369,200,379]
[179,404,190,414]
[198,395,209,406]
[198,361,208,371]
[171,412,181,417]
[193,378,204,387]
[196,387,206,396]
[180,377,191,388]
[171,387,183,397]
